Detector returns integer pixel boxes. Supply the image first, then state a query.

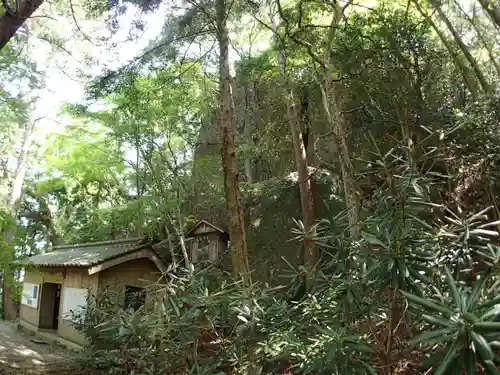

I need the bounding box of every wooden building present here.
[19,238,166,348]
[185,220,230,263]
[151,220,230,265]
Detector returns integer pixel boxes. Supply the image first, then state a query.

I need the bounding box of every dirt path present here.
[0,321,77,374]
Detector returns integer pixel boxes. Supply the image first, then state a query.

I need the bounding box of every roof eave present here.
[185,219,228,237]
[19,241,152,269]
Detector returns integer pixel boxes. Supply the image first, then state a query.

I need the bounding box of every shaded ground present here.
[0,321,78,374]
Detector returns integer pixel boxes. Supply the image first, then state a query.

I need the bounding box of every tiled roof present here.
[20,238,147,268]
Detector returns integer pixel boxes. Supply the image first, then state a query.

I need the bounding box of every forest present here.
[1,0,500,374]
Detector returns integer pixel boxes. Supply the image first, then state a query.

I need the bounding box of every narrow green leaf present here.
[439,230,460,238]
[398,261,409,278]
[473,322,500,333]
[467,274,489,311]
[408,327,455,345]
[464,347,477,375]
[169,298,180,317]
[422,314,454,328]
[419,332,458,346]
[478,294,500,310]
[237,315,248,323]
[463,312,480,323]
[359,360,377,375]
[408,214,434,230]
[446,357,461,375]
[467,206,493,223]
[346,342,374,353]
[362,233,388,248]
[480,308,500,321]
[471,331,494,361]
[388,257,395,271]
[470,229,499,237]
[367,132,382,156]
[401,290,453,316]
[444,266,462,310]
[433,338,459,375]
[443,215,462,226]
[478,220,500,229]
[490,341,500,349]
[483,360,500,375]
[346,290,354,305]
[412,179,424,196]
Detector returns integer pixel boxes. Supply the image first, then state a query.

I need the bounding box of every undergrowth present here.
[73,126,500,375]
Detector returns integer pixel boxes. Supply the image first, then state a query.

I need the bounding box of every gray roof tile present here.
[21,238,147,268]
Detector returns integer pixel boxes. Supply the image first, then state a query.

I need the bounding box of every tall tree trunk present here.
[274,0,360,241]
[1,276,16,320]
[478,0,500,28]
[3,120,36,320]
[216,0,250,280]
[412,0,479,99]
[9,121,35,212]
[455,0,500,76]
[0,0,44,50]
[320,4,360,240]
[269,10,317,269]
[319,79,360,239]
[435,5,491,94]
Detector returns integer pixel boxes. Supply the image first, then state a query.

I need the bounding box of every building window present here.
[21,283,40,309]
[124,286,145,311]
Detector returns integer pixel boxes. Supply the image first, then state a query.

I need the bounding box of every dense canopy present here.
[1,0,500,374]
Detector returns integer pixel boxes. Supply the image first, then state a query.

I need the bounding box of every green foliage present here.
[8,0,500,373]
[75,265,376,375]
[31,61,214,243]
[402,267,500,375]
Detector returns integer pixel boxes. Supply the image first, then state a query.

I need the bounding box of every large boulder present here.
[188,168,344,283]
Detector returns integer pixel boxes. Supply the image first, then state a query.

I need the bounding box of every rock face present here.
[189,71,342,280]
[243,170,343,282]
[187,166,343,283]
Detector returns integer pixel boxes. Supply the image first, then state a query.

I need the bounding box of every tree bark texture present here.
[320,4,360,240]
[3,120,37,320]
[0,0,44,50]
[412,0,478,99]
[269,10,317,269]
[217,0,250,279]
[319,79,360,240]
[435,6,490,94]
[455,0,500,77]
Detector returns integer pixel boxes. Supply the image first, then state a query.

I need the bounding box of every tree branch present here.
[275,0,325,69]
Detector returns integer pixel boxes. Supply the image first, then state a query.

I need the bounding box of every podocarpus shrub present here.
[72,123,500,375]
[72,124,500,374]
[74,234,500,375]
[72,261,376,375]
